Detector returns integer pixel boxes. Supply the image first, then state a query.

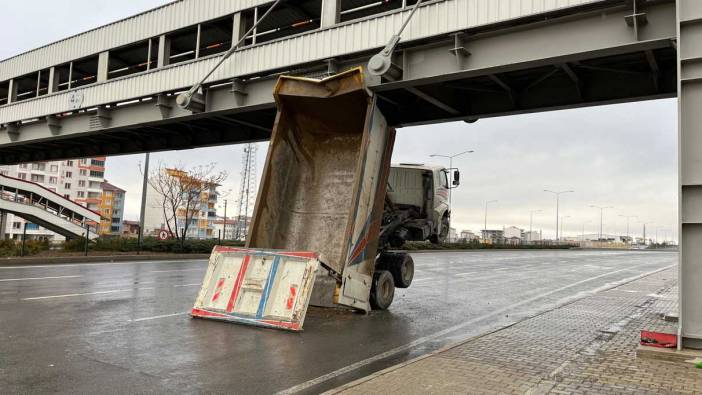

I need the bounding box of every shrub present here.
[61,237,244,254]
[0,239,50,257]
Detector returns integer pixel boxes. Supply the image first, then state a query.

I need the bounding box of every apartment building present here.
[143,168,219,240]
[99,181,126,236]
[0,157,107,240]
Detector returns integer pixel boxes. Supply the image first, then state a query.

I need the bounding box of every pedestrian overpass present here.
[0,0,700,348]
[0,174,100,240]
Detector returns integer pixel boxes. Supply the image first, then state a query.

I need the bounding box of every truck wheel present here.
[370,270,395,310]
[389,253,414,288]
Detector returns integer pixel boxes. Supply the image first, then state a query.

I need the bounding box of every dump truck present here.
[191,68,459,331]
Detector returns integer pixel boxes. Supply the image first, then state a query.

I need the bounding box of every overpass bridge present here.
[0,175,101,240]
[0,0,700,348]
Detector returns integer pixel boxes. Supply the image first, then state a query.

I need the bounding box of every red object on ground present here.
[640,331,678,348]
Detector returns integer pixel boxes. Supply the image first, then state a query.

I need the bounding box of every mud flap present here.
[191,246,319,331]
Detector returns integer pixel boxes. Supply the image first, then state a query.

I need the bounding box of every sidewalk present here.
[329,268,702,394]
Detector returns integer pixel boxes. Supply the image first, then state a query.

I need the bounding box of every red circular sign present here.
[158,230,170,240]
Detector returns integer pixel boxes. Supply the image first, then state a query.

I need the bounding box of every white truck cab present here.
[384,163,459,247]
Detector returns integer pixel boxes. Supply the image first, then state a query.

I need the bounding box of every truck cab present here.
[383,163,458,247]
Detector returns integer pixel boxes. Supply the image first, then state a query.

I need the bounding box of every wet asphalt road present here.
[0,250,677,394]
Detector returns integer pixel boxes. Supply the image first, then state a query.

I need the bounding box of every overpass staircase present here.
[0,174,101,240]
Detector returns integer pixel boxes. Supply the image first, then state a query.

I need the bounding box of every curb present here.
[0,254,210,266]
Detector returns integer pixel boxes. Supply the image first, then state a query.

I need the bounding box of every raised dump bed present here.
[192,68,396,330]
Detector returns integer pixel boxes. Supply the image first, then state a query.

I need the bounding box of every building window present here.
[0,81,7,106]
[50,164,58,173]
[242,1,320,46]
[66,160,74,166]
[31,163,46,171]
[91,159,105,167]
[17,173,26,180]
[12,222,21,229]
[49,177,57,184]
[64,194,70,199]
[80,169,87,176]
[0,170,7,176]
[64,183,71,190]
[78,180,86,187]
[30,174,45,183]
[340,0,419,23]
[77,191,85,198]
[19,163,28,168]
[65,171,72,178]
[90,170,104,178]
[80,159,88,165]
[108,39,158,79]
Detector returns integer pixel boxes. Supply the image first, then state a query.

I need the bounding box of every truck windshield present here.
[441,170,449,188]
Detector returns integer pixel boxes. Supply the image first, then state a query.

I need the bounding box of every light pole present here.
[483,200,498,240]
[560,215,571,240]
[581,220,592,242]
[138,152,150,254]
[619,215,638,244]
[431,149,474,241]
[544,190,574,241]
[529,209,542,243]
[590,205,613,240]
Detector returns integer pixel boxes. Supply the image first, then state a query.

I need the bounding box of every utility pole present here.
[590,205,613,240]
[222,199,228,241]
[138,152,150,254]
[483,200,498,240]
[529,209,542,243]
[431,149,475,242]
[544,190,574,241]
[619,215,637,244]
[560,215,571,240]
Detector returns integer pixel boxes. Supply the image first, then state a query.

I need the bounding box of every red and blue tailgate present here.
[191,246,319,331]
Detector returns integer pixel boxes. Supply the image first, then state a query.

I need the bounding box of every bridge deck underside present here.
[0,45,676,164]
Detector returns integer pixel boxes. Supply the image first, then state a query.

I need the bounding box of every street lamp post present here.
[590,205,614,240]
[544,190,574,241]
[619,215,638,244]
[431,149,474,242]
[484,200,498,240]
[560,215,571,240]
[529,209,542,243]
[581,220,592,242]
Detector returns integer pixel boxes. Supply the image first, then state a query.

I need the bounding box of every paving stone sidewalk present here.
[329,268,702,394]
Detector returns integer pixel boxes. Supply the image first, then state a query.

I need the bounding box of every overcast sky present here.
[2,1,679,242]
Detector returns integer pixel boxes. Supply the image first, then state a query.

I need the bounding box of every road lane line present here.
[173,283,201,288]
[150,268,205,273]
[0,275,82,282]
[131,312,190,322]
[277,263,675,395]
[22,287,155,301]
[455,272,477,277]
[0,259,207,270]
[411,278,436,283]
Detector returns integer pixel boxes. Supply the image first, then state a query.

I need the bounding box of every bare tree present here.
[147,162,227,247]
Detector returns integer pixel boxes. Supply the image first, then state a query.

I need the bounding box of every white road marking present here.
[130,312,190,322]
[454,272,477,277]
[277,263,675,395]
[0,275,82,282]
[411,278,436,283]
[22,287,155,300]
[0,259,206,270]
[173,283,201,288]
[150,268,205,273]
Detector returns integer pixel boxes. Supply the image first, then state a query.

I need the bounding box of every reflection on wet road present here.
[0,250,676,394]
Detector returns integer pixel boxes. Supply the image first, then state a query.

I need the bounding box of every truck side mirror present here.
[453,170,460,187]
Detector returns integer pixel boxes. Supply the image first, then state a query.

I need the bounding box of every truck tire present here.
[389,253,414,288]
[370,270,395,310]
